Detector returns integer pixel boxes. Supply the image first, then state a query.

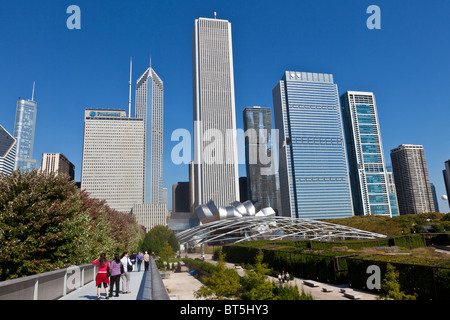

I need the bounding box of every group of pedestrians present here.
[92,251,151,300]
[278,271,290,284]
[92,251,139,300]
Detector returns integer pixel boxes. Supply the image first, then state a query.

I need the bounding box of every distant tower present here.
[390,144,435,215]
[192,17,240,209]
[135,61,164,204]
[243,106,281,214]
[0,125,17,175]
[14,82,39,171]
[132,61,168,231]
[442,159,450,208]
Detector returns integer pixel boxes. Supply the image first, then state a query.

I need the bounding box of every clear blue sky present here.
[1,0,449,212]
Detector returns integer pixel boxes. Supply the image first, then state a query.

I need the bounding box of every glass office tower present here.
[443,160,450,208]
[0,125,17,175]
[135,65,164,204]
[272,71,354,219]
[243,106,281,214]
[192,17,240,208]
[341,91,395,217]
[14,99,39,171]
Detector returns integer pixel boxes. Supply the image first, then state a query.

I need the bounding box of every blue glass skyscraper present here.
[272,71,354,219]
[13,95,39,171]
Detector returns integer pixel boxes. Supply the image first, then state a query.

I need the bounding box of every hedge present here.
[346,254,450,300]
[221,237,450,300]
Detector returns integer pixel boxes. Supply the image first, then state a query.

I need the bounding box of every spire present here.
[128,57,132,118]
[31,81,35,101]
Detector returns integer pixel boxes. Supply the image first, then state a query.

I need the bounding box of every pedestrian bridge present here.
[0,257,169,300]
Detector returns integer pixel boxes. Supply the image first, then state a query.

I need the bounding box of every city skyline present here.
[1,1,450,212]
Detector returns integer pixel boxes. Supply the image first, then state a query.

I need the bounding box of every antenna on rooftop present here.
[31,81,35,101]
[214,11,217,19]
[128,57,132,118]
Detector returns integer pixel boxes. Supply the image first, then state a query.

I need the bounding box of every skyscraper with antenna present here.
[13,82,39,171]
[131,59,168,231]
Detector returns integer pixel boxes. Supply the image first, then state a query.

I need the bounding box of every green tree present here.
[195,251,240,300]
[240,251,274,300]
[377,263,417,300]
[0,170,145,281]
[141,225,178,255]
[0,170,91,279]
[159,241,174,268]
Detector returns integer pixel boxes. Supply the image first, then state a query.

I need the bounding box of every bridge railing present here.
[0,264,97,300]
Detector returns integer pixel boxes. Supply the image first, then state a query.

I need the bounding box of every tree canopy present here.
[140,225,179,256]
[0,169,144,281]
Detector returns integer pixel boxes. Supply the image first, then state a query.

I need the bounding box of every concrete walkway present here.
[60,270,148,300]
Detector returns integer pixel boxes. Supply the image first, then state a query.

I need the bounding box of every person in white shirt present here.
[120,252,132,294]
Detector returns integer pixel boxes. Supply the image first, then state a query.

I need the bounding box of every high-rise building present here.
[135,64,164,204]
[243,106,280,214]
[192,17,240,209]
[386,170,399,217]
[0,125,17,175]
[81,109,145,213]
[14,96,39,171]
[443,160,450,208]
[390,144,435,215]
[41,153,75,180]
[430,183,440,213]
[341,91,394,217]
[272,71,353,219]
[172,182,190,212]
[132,64,168,231]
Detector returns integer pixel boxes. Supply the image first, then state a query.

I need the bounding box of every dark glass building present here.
[243,106,281,215]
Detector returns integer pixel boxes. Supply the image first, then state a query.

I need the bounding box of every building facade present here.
[341,91,395,217]
[0,125,17,175]
[14,99,39,171]
[135,65,165,204]
[243,106,281,214]
[390,144,435,215]
[443,160,450,208]
[272,71,354,219]
[41,153,75,180]
[192,17,240,209]
[81,109,145,213]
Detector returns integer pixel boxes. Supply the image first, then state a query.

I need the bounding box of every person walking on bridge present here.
[143,251,150,271]
[109,254,122,297]
[120,252,132,294]
[92,253,110,300]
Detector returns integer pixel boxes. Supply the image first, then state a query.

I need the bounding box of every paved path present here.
[60,270,148,300]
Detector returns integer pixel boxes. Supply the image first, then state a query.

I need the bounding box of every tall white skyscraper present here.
[81,109,145,213]
[192,17,239,209]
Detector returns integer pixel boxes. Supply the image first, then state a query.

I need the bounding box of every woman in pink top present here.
[92,253,110,300]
